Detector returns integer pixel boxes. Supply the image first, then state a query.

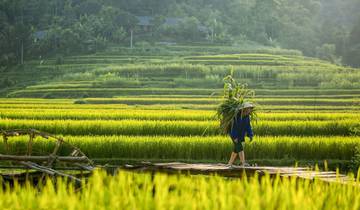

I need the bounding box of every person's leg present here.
[228,138,240,166]
[239,151,245,164]
[228,152,237,165]
[238,142,247,166]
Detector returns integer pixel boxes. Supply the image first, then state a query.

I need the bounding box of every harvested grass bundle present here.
[217,75,257,134]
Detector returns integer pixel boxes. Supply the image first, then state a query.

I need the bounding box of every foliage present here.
[2,135,359,161]
[1,0,360,64]
[0,97,359,167]
[350,146,360,172]
[316,43,338,63]
[217,74,257,134]
[3,51,359,98]
[1,170,360,210]
[343,17,360,67]
[1,107,360,122]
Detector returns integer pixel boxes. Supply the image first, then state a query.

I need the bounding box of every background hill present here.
[1,44,359,99]
[1,0,360,68]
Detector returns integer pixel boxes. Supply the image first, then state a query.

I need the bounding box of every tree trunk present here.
[21,40,24,65]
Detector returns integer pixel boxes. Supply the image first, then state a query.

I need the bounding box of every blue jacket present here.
[229,115,253,140]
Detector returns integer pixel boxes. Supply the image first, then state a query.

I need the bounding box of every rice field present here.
[8,87,360,98]
[1,103,359,112]
[0,97,359,168]
[1,108,360,121]
[0,118,358,136]
[2,170,360,210]
[3,135,359,161]
[1,48,360,209]
[4,54,360,98]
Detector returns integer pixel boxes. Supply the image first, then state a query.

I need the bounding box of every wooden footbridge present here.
[121,162,355,184]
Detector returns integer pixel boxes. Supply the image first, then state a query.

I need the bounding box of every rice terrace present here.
[1,0,360,209]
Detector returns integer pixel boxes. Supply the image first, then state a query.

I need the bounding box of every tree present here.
[77,0,102,16]
[111,27,126,43]
[316,44,337,63]
[150,15,166,37]
[344,17,360,67]
[177,16,203,41]
[275,0,321,55]
[0,0,33,65]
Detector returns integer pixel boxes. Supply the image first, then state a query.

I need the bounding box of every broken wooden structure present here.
[0,129,95,185]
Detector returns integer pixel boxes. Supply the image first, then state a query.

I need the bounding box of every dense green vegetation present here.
[1,109,359,121]
[0,45,359,168]
[3,135,359,162]
[1,118,358,136]
[1,170,360,210]
[0,98,359,168]
[1,1,360,208]
[1,0,359,67]
[2,53,360,98]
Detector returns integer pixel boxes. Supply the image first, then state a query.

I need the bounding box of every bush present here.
[55,54,64,65]
[0,77,16,88]
[42,92,56,99]
[81,92,90,98]
[316,44,338,63]
[135,41,151,52]
[320,78,357,89]
[350,146,360,173]
[74,99,88,104]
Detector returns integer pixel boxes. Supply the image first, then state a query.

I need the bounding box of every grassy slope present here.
[1,44,359,98]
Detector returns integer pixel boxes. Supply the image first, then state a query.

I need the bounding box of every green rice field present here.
[1,45,360,209]
[2,170,360,210]
[1,49,360,166]
[0,98,359,166]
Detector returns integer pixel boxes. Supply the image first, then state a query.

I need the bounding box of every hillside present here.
[1,44,359,99]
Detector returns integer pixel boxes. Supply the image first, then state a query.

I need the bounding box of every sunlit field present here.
[1,1,360,207]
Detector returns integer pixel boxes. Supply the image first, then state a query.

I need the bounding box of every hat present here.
[241,102,255,109]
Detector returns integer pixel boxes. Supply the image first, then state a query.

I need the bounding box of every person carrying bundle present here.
[216,74,257,168]
[226,102,254,167]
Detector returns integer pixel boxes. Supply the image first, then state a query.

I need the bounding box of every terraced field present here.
[2,45,360,98]
[1,44,360,209]
[2,0,360,203]
[1,45,359,169]
[1,97,359,169]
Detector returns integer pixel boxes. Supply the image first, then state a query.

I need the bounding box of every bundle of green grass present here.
[216,75,257,134]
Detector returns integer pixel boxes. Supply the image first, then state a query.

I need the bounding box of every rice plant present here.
[0,170,359,210]
[0,118,358,136]
[2,135,359,161]
[1,108,359,121]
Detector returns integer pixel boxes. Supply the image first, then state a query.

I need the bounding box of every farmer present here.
[227,102,254,167]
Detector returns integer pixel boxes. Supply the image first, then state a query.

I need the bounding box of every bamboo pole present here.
[46,140,62,167]
[27,132,34,156]
[0,154,89,162]
[20,161,82,184]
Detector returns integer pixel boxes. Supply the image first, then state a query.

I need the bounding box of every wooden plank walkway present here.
[122,162,355,184]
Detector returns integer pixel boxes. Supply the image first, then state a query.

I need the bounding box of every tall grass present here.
[1,170,360,210]
[3,135,359,161]
[0,118,357,136]
[8,87,360,98]
[1,109,359,121]
[1,103,358,112]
